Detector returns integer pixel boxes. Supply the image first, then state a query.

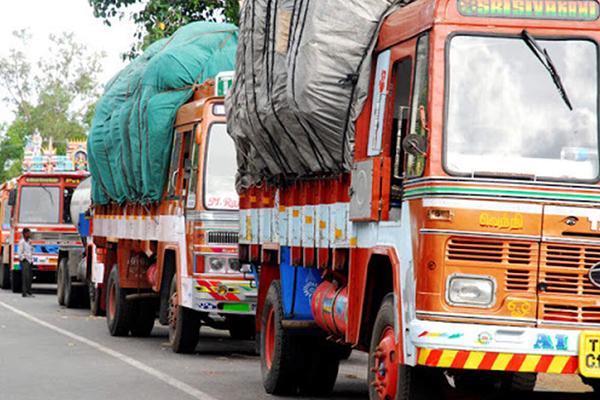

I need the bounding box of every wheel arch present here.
[357,247,403,357]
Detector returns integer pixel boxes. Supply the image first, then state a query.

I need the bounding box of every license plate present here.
[49,259,58,265]
[579,331,600,378]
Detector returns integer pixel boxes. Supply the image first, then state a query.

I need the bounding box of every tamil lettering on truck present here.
[0,180,14,288]
[7,172,87,293]
[229,0,600,397]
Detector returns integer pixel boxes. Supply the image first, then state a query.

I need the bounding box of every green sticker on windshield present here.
[458,0,599,20]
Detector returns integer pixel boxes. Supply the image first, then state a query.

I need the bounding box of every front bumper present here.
[411,319,583,374]
[13,254,58,271]
[180,276,257,315]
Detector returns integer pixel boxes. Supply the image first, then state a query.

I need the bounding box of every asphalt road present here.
[0,284,596,400]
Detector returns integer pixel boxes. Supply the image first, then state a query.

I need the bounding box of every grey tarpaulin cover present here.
[226,0,400,188]
[88,22,237,205]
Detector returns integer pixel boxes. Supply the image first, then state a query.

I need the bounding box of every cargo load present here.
[88,22,238,204]
[226,0,400,188]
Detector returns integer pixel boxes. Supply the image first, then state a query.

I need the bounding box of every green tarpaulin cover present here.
[88,22,237,205]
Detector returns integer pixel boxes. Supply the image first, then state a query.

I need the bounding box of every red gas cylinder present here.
[146,263,158,286]
[311,280,348,336]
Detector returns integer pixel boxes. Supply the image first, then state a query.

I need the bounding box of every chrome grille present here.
[206,231,238,246]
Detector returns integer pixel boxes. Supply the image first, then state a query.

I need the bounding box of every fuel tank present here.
[70,177,91,234]
[311,280,348,336]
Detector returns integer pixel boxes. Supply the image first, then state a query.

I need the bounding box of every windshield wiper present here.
[39,184,55,206]
[521,29,573,111]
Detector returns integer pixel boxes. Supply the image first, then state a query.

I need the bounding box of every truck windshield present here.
[204,123,238,210]
[446,35,599,181]
[18,186,60,224]
[2,199,11,229]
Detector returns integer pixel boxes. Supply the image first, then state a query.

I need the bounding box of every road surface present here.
[0,284,595,400]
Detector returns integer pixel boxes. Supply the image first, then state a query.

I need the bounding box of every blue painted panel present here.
[78,213,90,237]
[279,246,323,320]
[15,244,60,254]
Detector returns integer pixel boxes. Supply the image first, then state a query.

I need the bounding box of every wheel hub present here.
[371,326,398,400]
[168,290,178,329]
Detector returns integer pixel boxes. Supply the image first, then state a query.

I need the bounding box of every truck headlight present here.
[208,257,225,272]
[446,274,496,308]
[228,258,241,272]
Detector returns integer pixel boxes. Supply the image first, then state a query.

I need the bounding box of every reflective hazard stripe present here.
[416,348,578,374]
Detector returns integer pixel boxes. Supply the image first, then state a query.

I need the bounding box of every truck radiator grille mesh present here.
[540,244,600,295]
[206,231,238,246]
[446,239,533,265]
[540,243,600,325]
[445,238,534,292]
[542,304,600,325]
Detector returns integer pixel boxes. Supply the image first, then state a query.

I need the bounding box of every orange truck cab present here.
[0,180,14,288]
[92,76,257,350]
[239,0,600,397]
[4,172,86,293]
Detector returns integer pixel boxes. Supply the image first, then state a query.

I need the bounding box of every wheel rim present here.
[372,326,399,400]
[168,285,178,340]
[265,307,275,370]
[108,280,116,320]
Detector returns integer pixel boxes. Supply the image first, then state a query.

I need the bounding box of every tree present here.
[0,30,105,180]
[88,0,240,59]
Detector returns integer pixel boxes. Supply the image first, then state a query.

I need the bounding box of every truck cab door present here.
[351,36,427,222]
[167,128,194,201]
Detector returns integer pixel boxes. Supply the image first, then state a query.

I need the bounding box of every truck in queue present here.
[55,177,105,312]
[87,22,256,351]
[5,172,87,293]
[0,180,14,288]
[228,0,600,397]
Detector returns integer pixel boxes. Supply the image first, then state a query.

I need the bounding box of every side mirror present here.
[183,158,193,180]
[402,134,427,157]
[8,190,16,206]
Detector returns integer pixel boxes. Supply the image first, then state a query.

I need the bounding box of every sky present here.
[0,0,141,125]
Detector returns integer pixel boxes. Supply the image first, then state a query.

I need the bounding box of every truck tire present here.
[64,277,81,309]
[296,337,340,396]
[11,269,22,293]
[130,299,156,337]
[369,294,446,400]
[57,258,67,305]
[0,263,10,289]
[64,262,82,309]
[168,277,200,353]
[228,315,256,340]
[261,280,301,395]
[90,285,105,316]
[106,266,133,336]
